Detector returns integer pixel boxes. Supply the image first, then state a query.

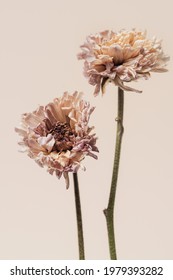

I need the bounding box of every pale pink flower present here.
[15,92,98,188]
[78,29,169,95]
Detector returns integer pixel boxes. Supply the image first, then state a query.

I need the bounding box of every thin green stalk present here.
[73,172,85,260]
[104,87,124,260]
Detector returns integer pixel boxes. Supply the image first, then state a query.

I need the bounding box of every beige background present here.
[0,0,173,260]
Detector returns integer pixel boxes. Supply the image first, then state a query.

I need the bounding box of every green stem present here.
[73,172,85,260]
[104,87,124,260]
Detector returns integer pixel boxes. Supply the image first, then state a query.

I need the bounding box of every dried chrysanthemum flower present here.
[15,91,98,188]
[78,29,169,95]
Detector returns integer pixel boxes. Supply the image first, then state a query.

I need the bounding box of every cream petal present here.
[63,172,70,189]
[15,127,27,137]
[28,138,46,153]
[23,114,41,128]
[68,109,77,122]
[109,44,123,65]
[93,80,101,96]
[37,134,55,153]
[45,107,57,124]
[133,39,145,48]
[151,68,168,73]
[35,106,45,120]
[101,77,110,94]
[46,102,62,122]
[123,47,135,60]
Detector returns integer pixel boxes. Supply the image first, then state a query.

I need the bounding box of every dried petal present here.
[15,92,98,187]
[78,29,169,95]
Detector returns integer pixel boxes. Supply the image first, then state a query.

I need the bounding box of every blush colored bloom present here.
[15,92,98,188]
[78,29,169,95]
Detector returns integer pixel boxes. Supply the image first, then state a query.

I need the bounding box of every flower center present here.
[49,122,77,152]
[35,119,77,153]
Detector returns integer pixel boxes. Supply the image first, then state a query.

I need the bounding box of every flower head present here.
[78,29,169,95]
[15,91,98,188]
